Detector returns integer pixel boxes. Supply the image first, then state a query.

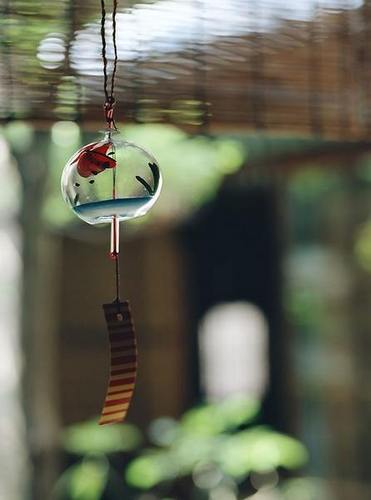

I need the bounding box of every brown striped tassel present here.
[99,301,137,425]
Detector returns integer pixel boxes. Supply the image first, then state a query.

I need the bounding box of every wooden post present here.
[11,129,61,500]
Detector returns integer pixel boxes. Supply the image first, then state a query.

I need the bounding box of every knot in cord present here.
[104,97,117,130]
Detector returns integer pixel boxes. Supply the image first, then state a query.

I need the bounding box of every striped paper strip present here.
[99,301,137,425]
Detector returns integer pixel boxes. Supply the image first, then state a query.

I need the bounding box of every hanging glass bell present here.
[61,131,162,225]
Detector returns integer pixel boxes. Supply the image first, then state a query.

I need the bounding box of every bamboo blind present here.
[0,0,370,138]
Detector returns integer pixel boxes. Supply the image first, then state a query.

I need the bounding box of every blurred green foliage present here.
[126,397,307,491]
[54,456,110,500]
[55,397,307,500]
[354,221,371,273]
[62,419,143,455]
[288,168,341,202]
[55,420,143,500]
[281,477,333,500]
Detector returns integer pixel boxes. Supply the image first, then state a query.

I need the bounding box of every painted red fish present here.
[73,142,116,178]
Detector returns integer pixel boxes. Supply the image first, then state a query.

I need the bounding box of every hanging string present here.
[111,0,118,100]
[110,158,120,303]
[100,0,118,130]
[110,211,121,302]
[101,0,121,303]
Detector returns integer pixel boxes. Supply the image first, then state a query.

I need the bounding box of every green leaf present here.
[62,418,142,455]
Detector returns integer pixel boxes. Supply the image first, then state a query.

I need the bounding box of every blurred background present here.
[1,0,371,499]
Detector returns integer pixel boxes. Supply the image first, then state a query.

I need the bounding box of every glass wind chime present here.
[61,0,162,425]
